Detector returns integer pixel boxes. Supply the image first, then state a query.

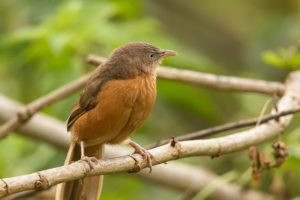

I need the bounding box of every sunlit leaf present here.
[262,46,300,71]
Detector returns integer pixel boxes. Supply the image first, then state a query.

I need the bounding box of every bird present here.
[55,42,177,200]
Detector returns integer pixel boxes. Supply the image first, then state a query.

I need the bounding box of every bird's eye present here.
[149,54,154,58]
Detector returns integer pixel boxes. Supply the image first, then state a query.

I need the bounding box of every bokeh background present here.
[1,0,300,199]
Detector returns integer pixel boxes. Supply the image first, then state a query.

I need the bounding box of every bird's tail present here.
[55,142,104,200]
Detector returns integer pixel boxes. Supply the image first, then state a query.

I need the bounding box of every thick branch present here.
[87,54,285,95]
[0,71,299,197]
[3,164,272,200]
[147,106,300,149]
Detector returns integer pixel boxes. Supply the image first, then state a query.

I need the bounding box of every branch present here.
[0,94,275,200]
[0,95,69,149]
[0,71,299,197]
[87,54,285,95]
[0,75,89,140]
[146,106,300,149]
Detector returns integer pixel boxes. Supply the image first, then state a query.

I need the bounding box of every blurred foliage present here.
[193,171,239,200]
[0,0,300,199]
[262,44,300,70]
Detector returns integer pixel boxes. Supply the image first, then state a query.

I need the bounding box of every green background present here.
[1,0,300,199]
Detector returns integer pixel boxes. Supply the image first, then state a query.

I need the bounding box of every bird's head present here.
[105,42,177,77]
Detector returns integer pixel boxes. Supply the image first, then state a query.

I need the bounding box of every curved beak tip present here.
[162,49,178,58]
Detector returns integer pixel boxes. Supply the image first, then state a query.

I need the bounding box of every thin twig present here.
[256,98,272,126]
[146,106,300,149]
[0,55,104,140]
[0,75,89,139]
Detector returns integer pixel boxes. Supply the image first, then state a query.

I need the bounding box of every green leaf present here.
[262,46,300,71]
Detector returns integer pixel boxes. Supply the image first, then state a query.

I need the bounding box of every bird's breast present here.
[108,73,157,144]
[71,73,157,146]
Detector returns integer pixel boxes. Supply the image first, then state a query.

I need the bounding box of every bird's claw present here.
[129,141,154,173]
[81,156,98,169]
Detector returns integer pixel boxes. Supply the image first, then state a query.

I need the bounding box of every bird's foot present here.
[81,156,98,169]
[128,141,154,173]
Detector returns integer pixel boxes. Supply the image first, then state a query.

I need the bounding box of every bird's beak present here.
[160,49,178,58]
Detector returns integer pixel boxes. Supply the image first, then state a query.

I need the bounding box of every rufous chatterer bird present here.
[55,42,177,200]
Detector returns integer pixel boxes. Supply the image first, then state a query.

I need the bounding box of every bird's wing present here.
[67,66,110,131]
[66,100,87,131]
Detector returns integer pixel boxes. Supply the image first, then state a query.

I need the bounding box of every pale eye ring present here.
[149,53,154,58]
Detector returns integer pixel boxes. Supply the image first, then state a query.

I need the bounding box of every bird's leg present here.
[80,141,98,169]
[80,141,85,159]
[127,139,154,173]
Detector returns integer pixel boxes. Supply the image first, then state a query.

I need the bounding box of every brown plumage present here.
[55,42,177,200]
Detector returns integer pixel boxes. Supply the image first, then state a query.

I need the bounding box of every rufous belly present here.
[71,73,156,146]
